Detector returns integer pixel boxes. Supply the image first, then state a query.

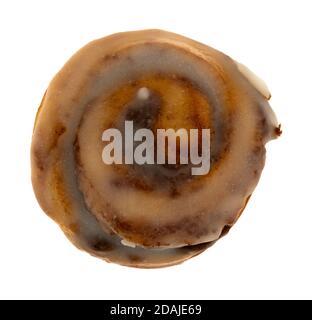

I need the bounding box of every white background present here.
[0,0,311,300]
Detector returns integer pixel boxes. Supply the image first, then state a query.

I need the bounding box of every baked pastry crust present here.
[31,30,280,267]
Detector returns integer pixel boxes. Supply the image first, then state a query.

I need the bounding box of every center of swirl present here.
[104,76,213,196]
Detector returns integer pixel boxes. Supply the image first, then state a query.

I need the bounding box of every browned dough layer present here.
[31,29,280,267]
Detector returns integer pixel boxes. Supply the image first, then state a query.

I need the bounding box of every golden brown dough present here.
[31,30,280,268]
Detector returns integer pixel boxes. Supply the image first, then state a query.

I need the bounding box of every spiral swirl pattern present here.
[31,30,280,267]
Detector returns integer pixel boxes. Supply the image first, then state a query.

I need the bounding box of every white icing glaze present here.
[234,60,271,100]
[137,87,150,100]
[121,239,137,248]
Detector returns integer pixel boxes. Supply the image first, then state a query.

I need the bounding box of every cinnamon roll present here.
[31,29,281,268]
